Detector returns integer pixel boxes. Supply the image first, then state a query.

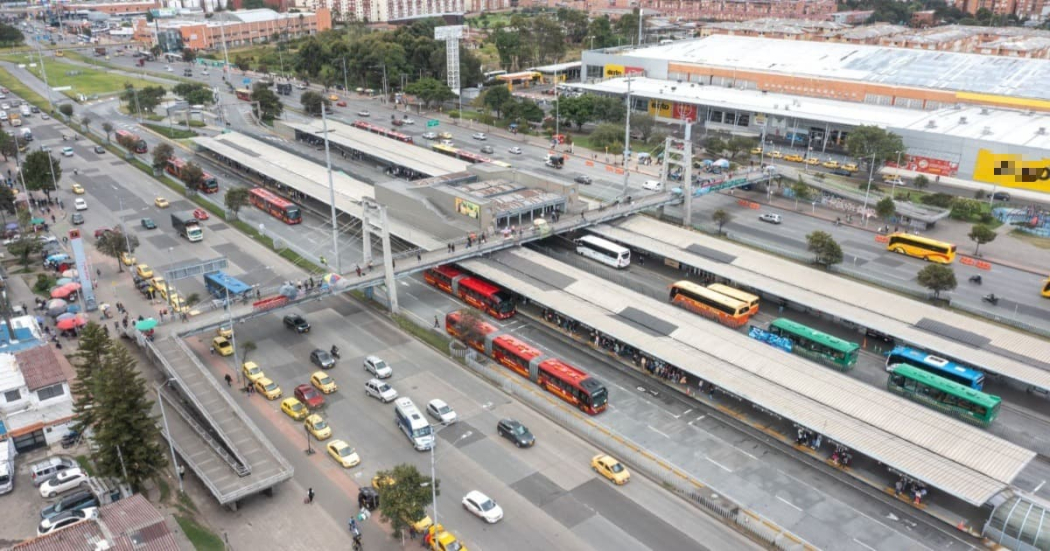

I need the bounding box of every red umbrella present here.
[55,314,87,331]
[49,282,82,299]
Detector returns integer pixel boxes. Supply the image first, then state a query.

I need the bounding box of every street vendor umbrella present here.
[56,312,77,321]
[135,318,158,332]
[4,222,17,231]
[61,269,78,278]
[46,298,67,310]
[50,286,74,299]
[323,273,342,285]
[65,305,81,314]
[279,283,297,298]
[55,278,73,286]
[55,315,87,331]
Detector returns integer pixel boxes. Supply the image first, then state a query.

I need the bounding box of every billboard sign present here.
[973,149,1048,191]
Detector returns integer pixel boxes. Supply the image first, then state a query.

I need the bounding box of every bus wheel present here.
[894,248,905,255]
[922,256,929,262]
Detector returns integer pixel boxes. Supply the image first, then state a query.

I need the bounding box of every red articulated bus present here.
[248,187,301,225]
[425,265,515,319]
[114,130,147,154]
[445,311,608,414]
[350,120,413,143]
[166,157,219,193]
[235,88,252,101]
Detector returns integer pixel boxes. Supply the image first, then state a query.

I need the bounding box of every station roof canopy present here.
[529,61,581,74]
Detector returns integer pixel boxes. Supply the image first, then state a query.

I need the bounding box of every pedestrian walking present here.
[306,488,315,503]
[224,373,232,387]
[355,265,362,277]
[178,464,186,480]
[434,315,439,328]
[416,251,421,262]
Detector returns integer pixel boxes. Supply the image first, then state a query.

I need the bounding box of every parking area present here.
[0,448,82,543]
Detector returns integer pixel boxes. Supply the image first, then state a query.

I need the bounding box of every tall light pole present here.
[554,68,559,140]
[34,45,53,111]
[321,103,342,274]
[217,12,231,81]
[861,152,877,227]
[341,57,349,95]
[621,76,633,198]
[891,150,903,198]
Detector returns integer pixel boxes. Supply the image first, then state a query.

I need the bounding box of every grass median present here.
[0,52,157,97]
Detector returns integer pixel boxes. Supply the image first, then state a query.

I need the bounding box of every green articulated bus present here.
[767,318,860,371]
[886,364,1001,427]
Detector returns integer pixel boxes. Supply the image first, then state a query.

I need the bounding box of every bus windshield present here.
[494,292,515,313]
[286,207,301,221]
[591,388,608,408]
[413,425,432,438]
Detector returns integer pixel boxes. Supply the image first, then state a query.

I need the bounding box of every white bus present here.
[575,235,631,268]
[394,398,434,451]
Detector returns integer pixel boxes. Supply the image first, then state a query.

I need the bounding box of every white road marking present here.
[852,538,877,551]
[776,495,803,512]
[705,456,732,472]
[731,445,758,460]
[1034,480,1046,493]
[647,425,670,438]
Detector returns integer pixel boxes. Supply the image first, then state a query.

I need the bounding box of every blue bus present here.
[885,346,985,390]
[203,271,252,300]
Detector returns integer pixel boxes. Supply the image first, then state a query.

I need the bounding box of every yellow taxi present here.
[805,157,820,166]
[326,439,360,468]
[151,277,169,299]
[304,414,331,440]
[154,197,170,208]
[217,324,233,339]
[783,154,804,163]
[242,361,265,383]
[882,173,904,183]
[408,514,433,534]
[372,474,395,489]
[280,397,308,420]
[310,371,337,394]
[120,251,135,266]
[822,160,840,169]
[135,264,153,279]
[71,183,85,194]
[843,163,859,172]
[428,525,467,551]
[591,454,630,485]
[254,377,282,400]
[211,336,234,356]
[768,151,783,159]
[167,293,189,313]
[438,131,453,140]
[55,50,63,57]
[328,94,339,101]
[750,147,763,155]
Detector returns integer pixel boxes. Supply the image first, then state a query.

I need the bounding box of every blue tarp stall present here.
[203,271,252,300]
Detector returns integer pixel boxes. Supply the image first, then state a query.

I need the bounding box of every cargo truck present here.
[171,211,204,242]
[8,112,20,127]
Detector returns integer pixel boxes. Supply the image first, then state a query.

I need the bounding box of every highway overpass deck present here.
[283,119,470,178]
[460,247,1036,507]
[193,132,445,251]
[589,216,1050,394]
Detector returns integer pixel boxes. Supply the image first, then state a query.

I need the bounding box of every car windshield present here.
[479,499,495,511]
[374,360,387,370]
[610,463,624,473]
[291,402,303,411]
[314,419,327,429]
[339,446,355,457]
[265,382,277,391]
[303,389,318,399]
[379,384,391,393]
[511,425,526,435]
[438,405,450,414]
[317,376,332,385]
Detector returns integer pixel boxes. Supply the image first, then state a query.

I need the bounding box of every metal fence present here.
[390,307,818,551]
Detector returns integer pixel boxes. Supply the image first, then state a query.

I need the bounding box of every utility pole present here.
[341,57,349,95]
[218,12,231,81]
[621,77,632,198]
[381,63,389,103]
[35,46,53,111]
[637,9,644,46]
[861,152,877,227]
[554,68,559,140]
[321,103,342,274]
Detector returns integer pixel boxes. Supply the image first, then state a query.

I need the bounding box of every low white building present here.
[0,345,77,453]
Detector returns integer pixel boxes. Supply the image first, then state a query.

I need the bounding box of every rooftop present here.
[0,353,23,393]
[15,344,74,391]
[615,34,1050,102]
[0,315,44,354]
[13,494,179,551]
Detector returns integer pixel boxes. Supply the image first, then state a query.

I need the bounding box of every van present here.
[0,439,15,495]
[20,128,32,142]
[30,456,77,487]
[20,105,31,117]
[394,398,434,451]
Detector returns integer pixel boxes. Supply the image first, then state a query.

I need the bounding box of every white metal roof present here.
[462,247,1036,506]
[192,133,444,251]
[284,120,469,177]
[591,217,1050,392]
[618,34,1050,102]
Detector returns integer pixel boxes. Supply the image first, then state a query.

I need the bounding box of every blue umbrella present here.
[65,304,81,313]
[56,313,76,321]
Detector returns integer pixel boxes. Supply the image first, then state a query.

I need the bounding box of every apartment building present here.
[134,8,331,49]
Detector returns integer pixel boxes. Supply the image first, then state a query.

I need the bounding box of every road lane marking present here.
[776,495,802,512]
[647,425,670,438]
[1034,480,1046,492]
[852,538,877,551]
[705,456,733,472]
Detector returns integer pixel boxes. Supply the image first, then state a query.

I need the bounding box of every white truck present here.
[171,211,203,242]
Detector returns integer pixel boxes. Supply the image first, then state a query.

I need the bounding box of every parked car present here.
[39,468,89,498]
[40,490,99,520]
[37,507,97,536]
[30,457,77,487]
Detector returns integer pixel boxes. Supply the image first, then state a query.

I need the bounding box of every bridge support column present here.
[379,206,399,314]
[362,202,373,267]
[663,122,694,227]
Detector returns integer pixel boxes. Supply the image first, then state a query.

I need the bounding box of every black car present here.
[40,490,98,520]
[140,218,156,230]
[991,191,1011,202]
[283,314,310,333]
[830,168,853,177]
[358,486,379,510]
[70,213,84,225]
[310,349,335,369]
[497,418,535,448]
[573,175,592,185]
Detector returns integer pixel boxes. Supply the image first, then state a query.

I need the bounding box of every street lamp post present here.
[554,68,560,141]
[320,103,342,274]
[861,152,877,227]
[34,46,54,111]
[621,76,633,198]
[341,57,350,95]
[891,150,903,198]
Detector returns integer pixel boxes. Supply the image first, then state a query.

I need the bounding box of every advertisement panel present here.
[455,198,480,218]
[648,99,672,118]
[886,155,958,177]
[604,64,625,78]
[672,103,698,121]
[973,149,1050,191]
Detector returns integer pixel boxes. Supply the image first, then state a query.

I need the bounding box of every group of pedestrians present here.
[895,477,928,505]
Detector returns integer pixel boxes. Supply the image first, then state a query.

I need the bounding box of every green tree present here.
[844,126,905,165]
[96,229,140,272]
[968,224,997,255]
[0,129,12,161]
[0,186,15,224]
[376,463,436,538]
[875,196,896,223]
[91,343,167,491]
[587,16,615,48]
[121,85,167,115]
[704,137,727,158]
[950,197,982,220]
[318,64,338,90]
[181,47,197,63]
[102,122,114,143]
[179,162,205,193]
[58,103,74,118]
[152,143,174,172]
[300,91,330,116]
[80,115,92,133]
[630,112,655,142]
[712,209,732,235]
[913,174,930,190]
[790,180,812,210]
[557,94,594,130]
[234,55,250,71]
[405,77,454,109]
[591,95,625,123]
[921,192,954,208]
[70,323,113,436]
[225,187,250,219]
[173,82,214,106]
[22,150,61,200]
[251,82,283,121]
[806,230,843,267]
[0,22,25,47]
[589,122,623,152]
[7,210,42,267]
[503,98,544,123]
[916,264,957,299]
[481,85,512,118]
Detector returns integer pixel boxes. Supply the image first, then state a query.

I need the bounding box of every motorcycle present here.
[330,346,341,359]
[60,430,80,449]
[969,275,982,285]
[982,294,999,306]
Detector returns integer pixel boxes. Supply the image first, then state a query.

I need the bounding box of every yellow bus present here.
[886,233,956,264]
[431,143,458,156]
[707,283,760,315]
[1042,277,1050,298]
[669,280,752,328]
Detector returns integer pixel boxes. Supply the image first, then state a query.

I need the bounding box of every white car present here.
[472,132,487,141]
[759,213,782,224]
[0,103,9,110]
[37,507,98,536]
[422,131,438,140]
[462,491,503,523]
[364,378,398,402]
[61,147,74,157]
[296,82,307,90]
[73,198,87,211]
[363,355,392,378]
[165,66,173,72]
[642,180,664,191]
[357,110,370,117]
[426,399,457,424]
[440,139,454,147]
[39,468,88,498]
[202,69,209,75]
[403,118,415,125]
[508,146,523,155]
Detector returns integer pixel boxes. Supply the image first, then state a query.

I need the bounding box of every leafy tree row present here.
[0,22,24,47]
